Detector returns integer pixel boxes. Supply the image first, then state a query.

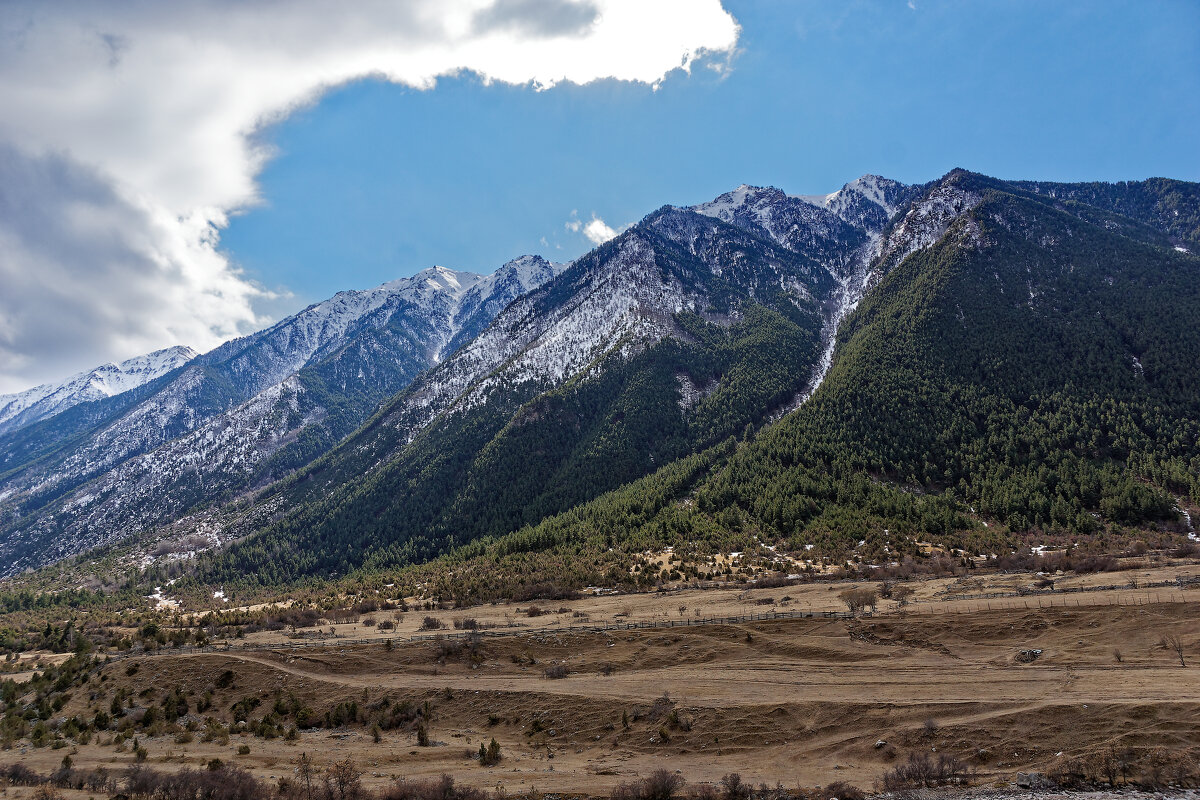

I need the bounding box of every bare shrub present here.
[838,588,878,613]
[879,752,968,790]
[323,758,368,800]
[382,774,486,800]
[1160,634,1187,666]
[420,616,443,631]
[543,664,568,679]
[120,763,267,800]
[752,574,794,589]
[1,763,42,785]
[818,782,866,800]
[612,768,684,800]
[1171,540,1198,558]
[720,773,749,800]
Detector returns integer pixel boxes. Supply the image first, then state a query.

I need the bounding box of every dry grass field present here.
[5,567,1198,797]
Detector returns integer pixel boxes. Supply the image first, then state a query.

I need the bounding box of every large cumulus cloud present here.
[0,0,739,392]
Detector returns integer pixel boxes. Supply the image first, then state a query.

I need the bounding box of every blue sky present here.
[224,0,1200,309]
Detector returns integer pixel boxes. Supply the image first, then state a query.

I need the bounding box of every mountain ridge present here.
[0,257,564,574]
[0,346,198,436]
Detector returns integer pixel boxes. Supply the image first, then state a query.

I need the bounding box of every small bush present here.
[879,752,967,790]
[612,768,684,800]
[820,782,866,800]
[382,774,486,800]
[720,773,748,800]
[420,617,443,631]
[543,664,568,679]
[477,737,501,766]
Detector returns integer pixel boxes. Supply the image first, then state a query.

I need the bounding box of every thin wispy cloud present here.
[0,0,739,393]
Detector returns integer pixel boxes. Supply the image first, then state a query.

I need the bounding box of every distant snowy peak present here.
[695,175,910,235]
[274,258,563,368]
[692,184,787,221]
[690,177,912,281]
[211,261,554,392]
[821,175,912,230]
[0,345,197,434]
[799,175,908,219]
[445,255,569,358]
[0,254,568,575]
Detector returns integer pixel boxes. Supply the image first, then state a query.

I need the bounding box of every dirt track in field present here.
[12,594,1198,796]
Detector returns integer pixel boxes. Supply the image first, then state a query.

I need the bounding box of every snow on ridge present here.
[874,179,983,272]
[0,345,198,433]
[380,235,694,449]
[839,175,902,215]
[692,184,753,217]
[774,232,881,419]
[692,176,909,247]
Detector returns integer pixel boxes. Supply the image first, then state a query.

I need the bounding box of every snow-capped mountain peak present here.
[794,174,910,225]
[692,184,787,222]
[0,345,198,435]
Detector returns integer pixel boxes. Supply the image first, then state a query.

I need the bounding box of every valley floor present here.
[5,570,1199,797]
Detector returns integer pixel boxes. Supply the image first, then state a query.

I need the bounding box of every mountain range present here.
[0,256,562,574]
[1,169,1197,595]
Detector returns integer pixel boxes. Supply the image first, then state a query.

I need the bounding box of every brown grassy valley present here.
[0,558,1197,799]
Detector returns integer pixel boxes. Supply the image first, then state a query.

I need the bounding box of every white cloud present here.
[582,215,619,245]
[0,0,739,392]
[566,210,621,245]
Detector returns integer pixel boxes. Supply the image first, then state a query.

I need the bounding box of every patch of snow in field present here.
[147,586,180,610]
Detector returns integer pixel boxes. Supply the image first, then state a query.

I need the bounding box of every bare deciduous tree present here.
[1161,634,1187,667]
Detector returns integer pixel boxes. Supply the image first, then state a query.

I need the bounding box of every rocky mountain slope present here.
[0,257,562,574]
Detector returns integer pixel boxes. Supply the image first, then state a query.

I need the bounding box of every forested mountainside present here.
[183,171,1200,596]
[0,257,562,575]
[1010,177,1200,251]
[698,172,1200,549]
[193,178,910,586]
